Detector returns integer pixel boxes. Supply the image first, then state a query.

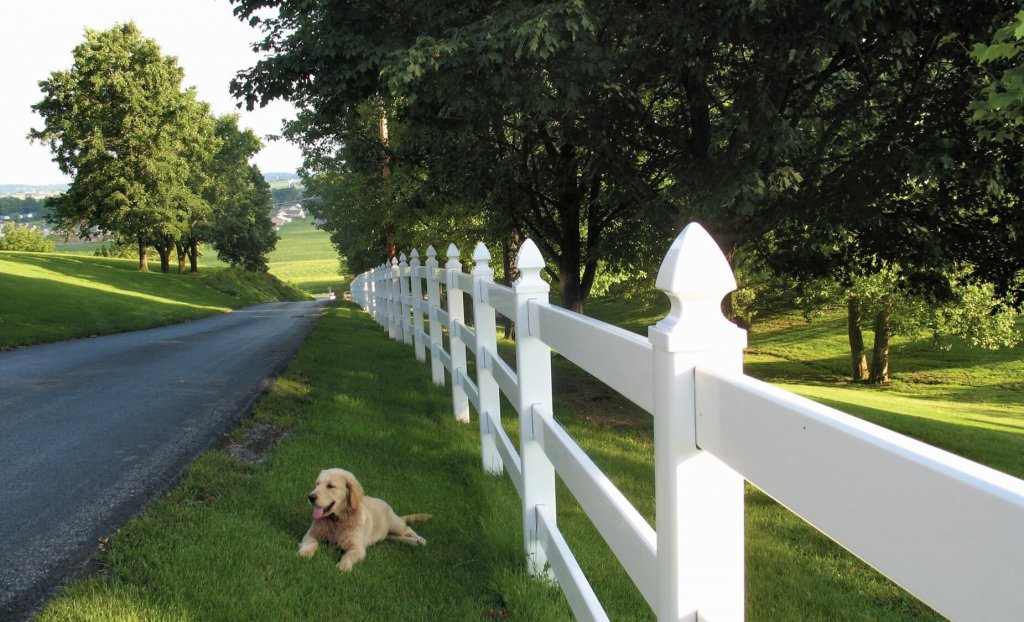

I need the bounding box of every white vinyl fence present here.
[349,223,1024,622]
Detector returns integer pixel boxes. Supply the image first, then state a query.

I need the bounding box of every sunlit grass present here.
[32,288,1023,620]
[267,219,347,294]
[0,251,305,349]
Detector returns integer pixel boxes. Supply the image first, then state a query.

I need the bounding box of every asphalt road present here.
[0,299,324,619]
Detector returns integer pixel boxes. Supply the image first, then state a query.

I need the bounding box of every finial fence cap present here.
[656,223,736,299]
[411,248,420,259]
[472,241,491,263]
[446,243,460,259]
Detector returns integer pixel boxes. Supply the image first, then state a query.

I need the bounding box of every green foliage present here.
[0,196,49,219]
[0,222,54,252]
[30,23,211,265]
[207,116,278,272]
[970,10,1024,141]
[271,185,303,204]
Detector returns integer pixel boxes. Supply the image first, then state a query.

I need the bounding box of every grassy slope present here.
[0,252,305,349]
[267,219,346,294]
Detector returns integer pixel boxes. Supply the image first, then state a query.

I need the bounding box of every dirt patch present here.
[226,422,286,463]
[552,363,652,432]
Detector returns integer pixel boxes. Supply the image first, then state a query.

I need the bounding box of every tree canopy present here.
[31,22,276,274]
[231,0,1022,378]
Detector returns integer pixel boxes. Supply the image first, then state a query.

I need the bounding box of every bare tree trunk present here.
[138,237,149,272]
[154,240,172,273]
[188,240,199,273]
[176,242,187,274]
[869,304,892,384]
[847,295,870,381]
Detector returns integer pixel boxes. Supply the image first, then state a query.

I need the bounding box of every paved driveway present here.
[0,300,323,619]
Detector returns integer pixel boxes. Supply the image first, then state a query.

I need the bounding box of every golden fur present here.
[298,468,431,572]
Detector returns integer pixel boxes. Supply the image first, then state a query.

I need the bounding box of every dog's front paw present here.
[298,544,317,558]
[412,536,427,546]
[337,557,355,572]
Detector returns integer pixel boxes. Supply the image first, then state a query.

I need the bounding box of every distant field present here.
[267,219,347,294]
[0,252,305,349]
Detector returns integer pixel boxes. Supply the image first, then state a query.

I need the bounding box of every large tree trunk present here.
[154,241,172,273]
[188,240,199,273]
[847,295,870,381]
[869,304,892,384]
[176,242,187,274]
[137,237,149,272]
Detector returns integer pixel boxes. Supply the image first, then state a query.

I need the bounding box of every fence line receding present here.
[349,222,1024,622]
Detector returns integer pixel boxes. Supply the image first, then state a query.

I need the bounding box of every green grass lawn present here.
[30,288,1023,620]
[267,219,347,294]
[0,252,305,349]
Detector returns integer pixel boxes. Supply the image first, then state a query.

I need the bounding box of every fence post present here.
[410,249,427,362]
[399,252,414,345]
[370,264,382,327]
[388,256,401,341]
[513,239,557,579]
[471,242,504,475]
[446,244,471,423]
[649,223,747,622]
[425,246,445,386]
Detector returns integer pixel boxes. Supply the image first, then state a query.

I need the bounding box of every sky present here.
[0,0,303,186]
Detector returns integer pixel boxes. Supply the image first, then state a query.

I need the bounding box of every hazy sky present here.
[1,0,303,185]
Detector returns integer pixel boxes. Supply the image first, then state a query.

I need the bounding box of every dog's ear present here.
[345,476,364,511]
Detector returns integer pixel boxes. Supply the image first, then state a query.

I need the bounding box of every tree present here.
[0,223,55,252]
[30,22,210,272]
[207,116,277,272]
[231,0,1022,324]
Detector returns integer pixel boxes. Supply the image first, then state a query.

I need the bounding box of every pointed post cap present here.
[391,255,399,268]
[650,222,745,352]
[472,241,493,276]
[656,222,736,299]
[399,252,408,267]
[514,238,549,294]
[445,243,462,271]
[411,248,420,260]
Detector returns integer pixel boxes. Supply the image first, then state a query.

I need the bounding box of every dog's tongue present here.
[312,506,325,520]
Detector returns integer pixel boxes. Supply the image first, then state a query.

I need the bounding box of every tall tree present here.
[30,23,209,272]
[208,116,277,272]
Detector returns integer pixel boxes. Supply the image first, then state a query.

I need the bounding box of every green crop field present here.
[267,218,347,294]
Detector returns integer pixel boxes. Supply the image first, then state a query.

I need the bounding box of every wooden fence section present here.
[349,223,1024,622]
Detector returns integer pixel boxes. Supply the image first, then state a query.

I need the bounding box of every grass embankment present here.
[0,252,305,349]
[35,293,1023,620]
[267,219,346,294]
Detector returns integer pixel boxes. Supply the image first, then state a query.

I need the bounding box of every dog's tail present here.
[402,513,432,522]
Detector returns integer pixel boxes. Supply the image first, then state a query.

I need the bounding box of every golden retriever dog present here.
[298,468,431,572]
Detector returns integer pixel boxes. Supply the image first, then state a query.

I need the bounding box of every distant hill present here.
[0,183,69,195]
[263,172,299,183]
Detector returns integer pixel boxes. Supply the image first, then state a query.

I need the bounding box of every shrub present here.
[0,222,55,252]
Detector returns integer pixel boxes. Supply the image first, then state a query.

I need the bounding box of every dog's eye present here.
[326,484,335,489]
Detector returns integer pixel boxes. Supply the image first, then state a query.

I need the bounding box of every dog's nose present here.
[308,493,317,504]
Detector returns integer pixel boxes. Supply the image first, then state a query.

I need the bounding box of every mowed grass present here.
[37,289,1024,620]
[0,252,305,349]
[36,304,571,621]
[267,219,347,294]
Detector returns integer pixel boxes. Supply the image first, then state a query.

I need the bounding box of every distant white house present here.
[270,205,308,230]
[271,213,292,230]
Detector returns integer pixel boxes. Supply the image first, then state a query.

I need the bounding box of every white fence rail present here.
[349,223,1024,622]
